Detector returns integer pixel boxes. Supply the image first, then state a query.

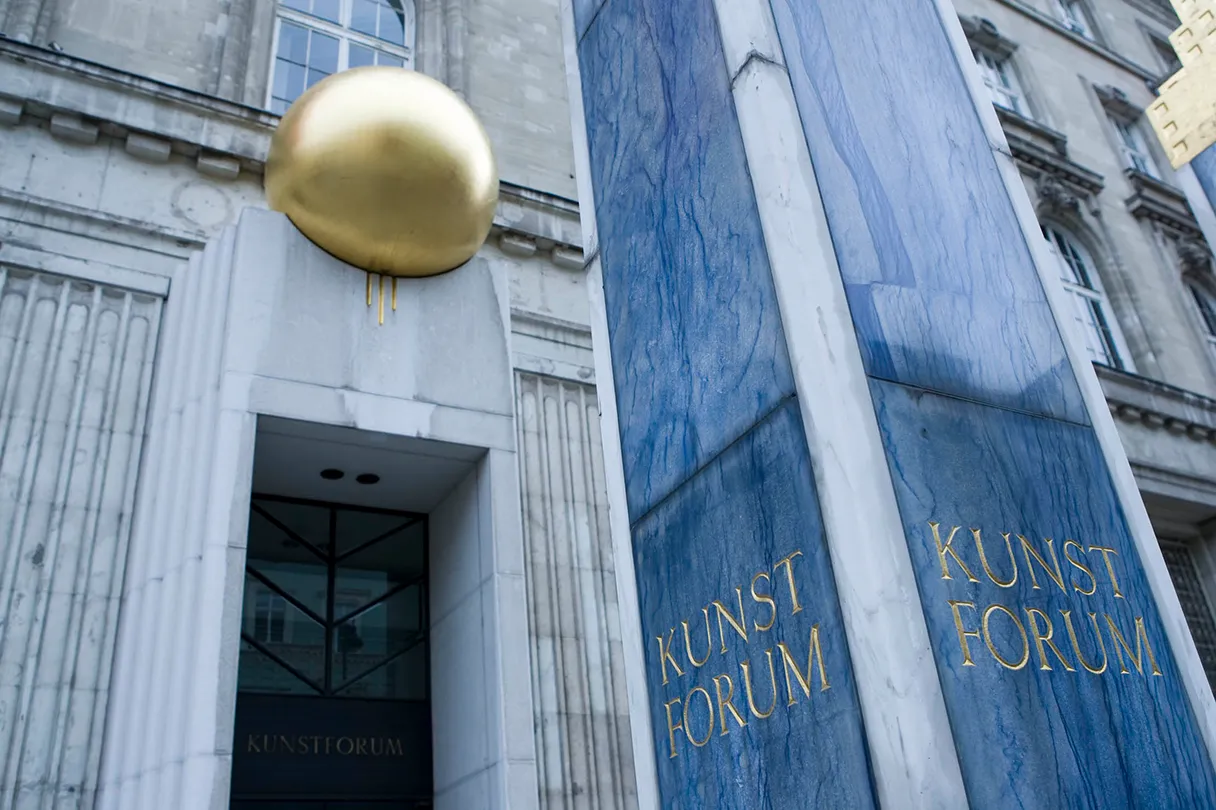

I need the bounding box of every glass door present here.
[229,495,432,808]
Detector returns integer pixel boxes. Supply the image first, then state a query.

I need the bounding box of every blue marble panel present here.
[1193,147,1216,214]
[871,377,1216,808]
[578,0,796,523]
[632,400,876,808]
[571,0,605,40]
[769,0,1088,425]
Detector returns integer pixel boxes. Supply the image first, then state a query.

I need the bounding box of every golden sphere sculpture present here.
[265,67,498,277]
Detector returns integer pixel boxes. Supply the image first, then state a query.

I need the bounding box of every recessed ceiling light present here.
[356,473,380,485]
[320,468,345,480]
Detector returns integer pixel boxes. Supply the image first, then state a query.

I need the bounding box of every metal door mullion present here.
[240,632,325,694]
[335,515,423,563]
[246,566,327,625]
[251,501,329,561]
[325,505,338,695]
[333,573,425,624]
[330,630,427,695]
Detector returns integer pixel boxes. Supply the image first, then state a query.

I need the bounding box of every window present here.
[1042,225,1124,367]
[1152,34,1183,75]
[1053,0,1094,38]
[1160,540,1216,692]
[972,48,1028,116]
[253,589,288,643]
[270,0,414,114]
[1189,284,1216,347]
[1110,115,1160,178]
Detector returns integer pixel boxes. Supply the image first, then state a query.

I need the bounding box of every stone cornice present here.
[1123,169,1204,236]
[1099,364,1216,444]
[0,37,585,269]
[997,108,1106,195]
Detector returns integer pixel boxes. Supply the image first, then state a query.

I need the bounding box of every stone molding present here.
[1100,364,1216,444]
[959,14,1019,58]
[1124,168,1205,237]
[996,107,1106,197]
[0,37,587,269]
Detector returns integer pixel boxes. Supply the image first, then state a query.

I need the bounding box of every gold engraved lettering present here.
[1061,610,1108,674]
[664,697,683,758]
[371,738,384,756]
[1025,607,1076,672]
[387,738,404,756]
[713,673,748,735]
[751,572,777,632]
[1088,546,1125,598]
[657,629,685,685]
[972,529,1018,587]
[740,649,779,719]
[682,608,712,668]
[713,588,749,653]
[264,736,276,754]
[325,736,334,755]
[247,734,261,754]
[337,737,354,755]
[1019,536,1066,593]
[1105,615,1164,676]
[773,550,805,614]
[982,604,1030,670]
[278,735,295,754]
[777,624,829,706]
[929,523,980,582]
[683,687,715,748]
[356,738,369,756]
[947,600,980,666]
[1063,540,1097,596]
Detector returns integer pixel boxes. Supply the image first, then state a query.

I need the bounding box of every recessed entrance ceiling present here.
[252,416,483,512]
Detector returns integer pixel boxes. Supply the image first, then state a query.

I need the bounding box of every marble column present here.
[563,0,1216,808]
[1194,147,1216,214]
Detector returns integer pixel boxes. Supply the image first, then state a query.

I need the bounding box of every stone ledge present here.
[1099,364,1216,443]
[0,38,587,270]
[1124,169,1204,236]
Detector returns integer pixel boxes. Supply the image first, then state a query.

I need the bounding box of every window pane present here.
[277,21,309,63]
[312,0,340,23]
[306,68,330,90]
[238,640,322,695]
[270,97,291,115]
[272,62,308,108]
[309,31,339,73]
[349,43,376,68]
[336,509,416,557]
[282,0,309,13]
[350,0,379,36]
[378,53,404,68]
[333,586,426,699]
[378,3,405,44]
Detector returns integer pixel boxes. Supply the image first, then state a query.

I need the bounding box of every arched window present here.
[1188,283,1216,347]
[1042,224,1124,368]
[269,0,415,114]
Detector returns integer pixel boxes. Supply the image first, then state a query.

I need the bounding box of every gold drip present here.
[378,274,385,325]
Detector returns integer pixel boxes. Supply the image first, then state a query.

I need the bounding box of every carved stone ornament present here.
[1177,239,1214,277]
[1036,176,1080,214]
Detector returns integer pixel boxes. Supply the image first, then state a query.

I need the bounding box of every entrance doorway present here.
[229,494,432,809]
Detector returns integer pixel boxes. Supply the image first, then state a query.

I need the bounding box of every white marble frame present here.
[96,212,539,810]
[557,4,661,809]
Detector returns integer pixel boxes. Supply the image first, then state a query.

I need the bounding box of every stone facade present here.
[0,0,632,806]
[2,0,1216,806]
[954,0,1216,684]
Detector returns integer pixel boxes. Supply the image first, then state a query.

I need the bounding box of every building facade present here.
[952,0,1216,689]
[0,0,1214,808]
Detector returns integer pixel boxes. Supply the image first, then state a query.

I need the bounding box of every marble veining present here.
[631,401,876,810]
[1194,148,1216,216]
[578,0,796,523]
[768,0,1088,424]
[871,378,1216,808]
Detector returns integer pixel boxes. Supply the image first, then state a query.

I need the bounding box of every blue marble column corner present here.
[577,0,796,524]
[632,401,877,810]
